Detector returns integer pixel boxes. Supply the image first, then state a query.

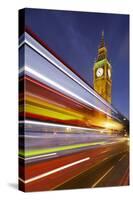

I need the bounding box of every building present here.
[93,31,112,103]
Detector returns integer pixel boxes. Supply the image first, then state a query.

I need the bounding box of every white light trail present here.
[19,120,110,132]
[91,166,114,187]
[19,153,57,161]
[118,154,126,162]
[19,157,90,184]
[19,67,24,74]
[22,66,113,118]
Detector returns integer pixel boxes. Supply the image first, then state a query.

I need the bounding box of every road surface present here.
[19,136,129,192]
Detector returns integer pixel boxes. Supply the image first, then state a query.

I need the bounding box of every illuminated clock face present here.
[108,69,111,78]
[96,68,103,77]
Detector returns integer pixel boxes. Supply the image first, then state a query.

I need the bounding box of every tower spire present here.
[100,30,105,48]
[97,30,107,61]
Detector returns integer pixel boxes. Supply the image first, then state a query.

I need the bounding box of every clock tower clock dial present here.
[93,31,112,103]
[96,67,103,77]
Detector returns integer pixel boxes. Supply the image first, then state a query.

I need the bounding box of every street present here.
[19,136,129,192]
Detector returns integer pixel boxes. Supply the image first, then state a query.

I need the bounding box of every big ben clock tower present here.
[93,31,112,103]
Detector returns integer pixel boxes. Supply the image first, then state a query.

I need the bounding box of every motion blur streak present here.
[20,157,90,184]
[19,120,108,132]
[19,31,129,192]
[24,66,113,118]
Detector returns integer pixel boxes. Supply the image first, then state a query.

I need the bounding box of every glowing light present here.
[104,122,114,129]
[103,121,123,130]
[66,127,71,132]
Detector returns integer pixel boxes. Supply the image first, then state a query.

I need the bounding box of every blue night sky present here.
[25,8,129,118]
